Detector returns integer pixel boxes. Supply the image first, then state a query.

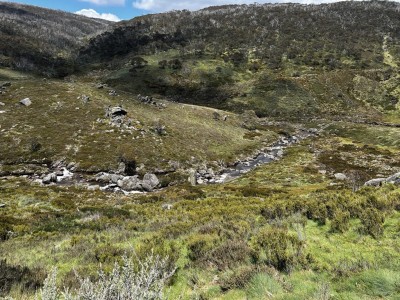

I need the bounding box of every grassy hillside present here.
[0,68,277,177]
[0,2,110,76]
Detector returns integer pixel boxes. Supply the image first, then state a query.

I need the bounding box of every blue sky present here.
[2,0,374,22]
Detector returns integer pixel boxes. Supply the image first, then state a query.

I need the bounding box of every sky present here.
[1,0,378,22]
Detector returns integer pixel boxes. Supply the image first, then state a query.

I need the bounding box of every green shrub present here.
[219,265,255,291]
[187,234,218,263]
[249,226,305,272]
[207,240,252,271]
[330,210,350,233]
[360,208,385,238]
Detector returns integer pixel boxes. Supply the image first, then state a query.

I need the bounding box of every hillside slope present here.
[0,2,110,76]
[78,1,400,120]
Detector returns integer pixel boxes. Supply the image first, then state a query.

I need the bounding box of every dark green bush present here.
[360,208,385,238]
[330,210,351,233]
[219,265,255,291]
[207,240,252,271]
[250,226,304,272]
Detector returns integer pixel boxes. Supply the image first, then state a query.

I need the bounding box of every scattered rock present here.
[19,98,32,106]
[42,173,57,184]
[334,173,347,180]
[364,178,386,187]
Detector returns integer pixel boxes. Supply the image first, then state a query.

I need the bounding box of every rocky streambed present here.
[194,128,319,185]
[0,128,319,194]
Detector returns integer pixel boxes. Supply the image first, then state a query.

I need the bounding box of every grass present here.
[1,126,400,298]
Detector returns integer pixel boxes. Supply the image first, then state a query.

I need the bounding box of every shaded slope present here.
[0,2,110,76]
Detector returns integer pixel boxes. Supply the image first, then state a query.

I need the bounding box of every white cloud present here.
[132,0,363,12]
[75,9,121,21]
[80,0,125,6]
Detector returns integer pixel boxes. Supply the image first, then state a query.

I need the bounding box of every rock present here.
[0,203,6,208]
[96,83,106,89]
[117,162,126,174]
[87,185,100,191]
[162,203,173,210]
[42,173,57,184]
[334,173,347,180]
[105,106,127,118]
[143,173,159,188]
[188,169,197,186]
[81,95,90,103]
[19,98,32,106]
[117,176,141,191]
[67,162,76,170]
[1,82,11,87]
[386,172,400,184]
[109,90,117,96]
[110,174,123,184]
[95,172,112,183]
[0,102,5,106]
[55,169,64,176]
[364,178,386,187]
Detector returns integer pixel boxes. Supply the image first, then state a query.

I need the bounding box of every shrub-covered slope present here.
[0,2,110,76]
[79,1,400,120]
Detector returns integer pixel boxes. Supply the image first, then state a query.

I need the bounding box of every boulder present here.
[364,178,386,187]
[105,106,127,118]
[19,98,32,106]
[110,174,123,184]
[117,176,141,191]
[42,173,57,184]
[334,173,347,180]
[95,172,112,183]
[142,173,160,191]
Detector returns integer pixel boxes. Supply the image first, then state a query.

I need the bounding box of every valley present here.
[0,1,400,299]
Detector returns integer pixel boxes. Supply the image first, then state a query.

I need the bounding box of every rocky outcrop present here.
[95,172,160,192]
[364,172,400,187]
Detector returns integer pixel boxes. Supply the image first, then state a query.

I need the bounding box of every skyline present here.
[2,0,398,22]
